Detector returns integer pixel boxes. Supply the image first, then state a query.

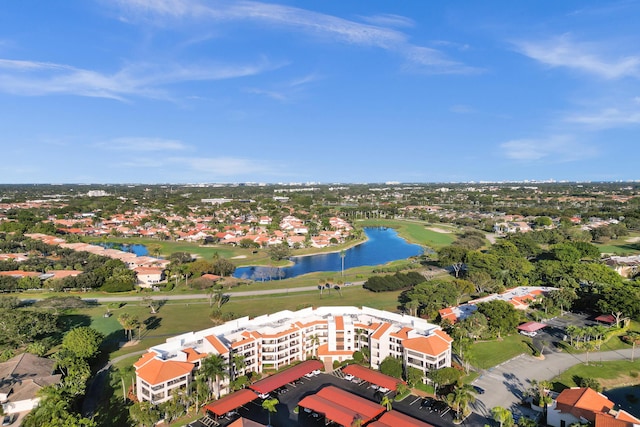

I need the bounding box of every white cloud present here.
[0,57,277,101]
[98,137,189,151]
[566,107,640,128]
[500,135,597,162]
[113,0,479,74]
[358,13,414,28]
[514,34,640,79]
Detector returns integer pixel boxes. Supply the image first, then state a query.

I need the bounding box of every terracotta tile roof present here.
[595,413,634,427]
[369,410,434,427]
[136,358,194,385]
[342,365,404,391]
[390,327,413,340]
[203,389,258,416]
[205,335,230,355]
[556,387,614,422]
[134,352,157,369]
[402,332,451,357]
[335,316,344,331]
[371,322,392,340]
[614,410,640,424]
[317,343,353,357]
[183,348,208,363]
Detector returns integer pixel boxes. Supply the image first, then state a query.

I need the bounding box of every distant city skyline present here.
[1,1,639,184]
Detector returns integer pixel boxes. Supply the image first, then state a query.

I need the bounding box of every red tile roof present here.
[203,389,258,416]
[205,334,229,355]
[298,386,384,427]
[342,365,403,391]
[136,358,194,385]
[249,360,323,394]
[369,410,434,427]
[402,331,452,357]
[556,387,614,422]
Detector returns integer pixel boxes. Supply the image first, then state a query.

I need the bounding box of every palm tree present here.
[309,334,320,358]
[262,397,279,427]
[201,354,228,399]
[446,383,476,420]
[491,406,514,427]
[380,395,393,412]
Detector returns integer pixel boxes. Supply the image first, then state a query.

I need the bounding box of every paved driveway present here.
[472,348,635,417]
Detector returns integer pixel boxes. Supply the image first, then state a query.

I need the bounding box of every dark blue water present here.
[97,242,149,256]
[233,227,423,280]
[604,385,640,415]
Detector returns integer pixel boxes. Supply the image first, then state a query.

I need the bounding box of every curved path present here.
[472,348,637,416]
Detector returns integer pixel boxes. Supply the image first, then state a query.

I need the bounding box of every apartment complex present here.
[134,306,452,404]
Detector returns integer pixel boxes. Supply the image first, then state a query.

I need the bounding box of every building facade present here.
[134,306,452,404]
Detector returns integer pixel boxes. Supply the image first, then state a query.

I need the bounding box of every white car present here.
[520,331,537,337]
[344,374,355,381]
[312,369,321,376]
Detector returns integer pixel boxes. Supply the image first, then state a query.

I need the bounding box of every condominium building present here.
[134,306,452,404]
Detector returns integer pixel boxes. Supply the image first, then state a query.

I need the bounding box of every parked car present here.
[344,374,355,381]
[473,385,485,394]
[2,415,15,426]
[520,330,537,337]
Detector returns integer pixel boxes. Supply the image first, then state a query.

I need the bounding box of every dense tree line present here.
[363,271,425,292]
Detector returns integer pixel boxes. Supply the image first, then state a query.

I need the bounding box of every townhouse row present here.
[134,306,453,404]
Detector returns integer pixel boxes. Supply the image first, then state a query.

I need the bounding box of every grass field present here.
[594,233,640,255]
[467,334,535,369]
[66,285,402,359]
[552,359,640,391]
[356,219,457,248]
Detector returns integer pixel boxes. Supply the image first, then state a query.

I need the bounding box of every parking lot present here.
[532,312,603,353]
[191,368,490,426]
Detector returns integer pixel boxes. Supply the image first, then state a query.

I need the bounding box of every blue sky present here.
[1,0,639,184]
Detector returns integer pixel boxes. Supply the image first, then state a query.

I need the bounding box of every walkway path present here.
[472,348,636,416]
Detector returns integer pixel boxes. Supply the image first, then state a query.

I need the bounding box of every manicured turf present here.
[595,233,640,255]
[552,359,640,391]
[75,286,402,359]
[466,334,534,369]
[356,219,456,248]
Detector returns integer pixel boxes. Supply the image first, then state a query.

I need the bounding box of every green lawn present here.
[356,219,456,248]
[595,233,640,255]
[68,286,402,359]
[467,334,535,369]
[552,359,640,391]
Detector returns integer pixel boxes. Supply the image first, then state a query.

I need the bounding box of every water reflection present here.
[233,227,423,281]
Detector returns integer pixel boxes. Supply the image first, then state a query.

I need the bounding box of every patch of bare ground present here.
[626,237,640,243]
[600,375,640,389]
[427,227,453,233]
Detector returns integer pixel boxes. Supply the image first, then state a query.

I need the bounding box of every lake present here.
[233,227,423,281]
[97,242,149,256]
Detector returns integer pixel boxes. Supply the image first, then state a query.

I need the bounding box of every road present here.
[472,348,637,417]
[22,283,365,304]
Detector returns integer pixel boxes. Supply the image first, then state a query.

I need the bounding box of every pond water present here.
[97,242,149,256]
[603,385,640,415]
[233,227,423,281]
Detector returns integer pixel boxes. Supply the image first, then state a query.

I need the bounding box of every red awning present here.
[517,321,546,332]
[298,386,384,426]
[369,410,435,427]
[595,314,616,324]
[342,364,403,391]
[249,360,323,394]
[203,389,258,416]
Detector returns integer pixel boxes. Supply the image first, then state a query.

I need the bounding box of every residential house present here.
[548,387,640,427]
[0,353,62,414]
